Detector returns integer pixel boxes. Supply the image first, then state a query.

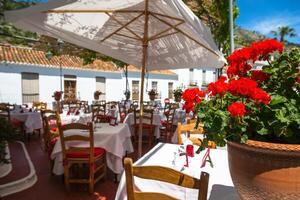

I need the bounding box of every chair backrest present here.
[91,104,106,122]
[131,101,139,110]
[41,109,60,127]
[43,111,61,150]
[164,103,177,128]
[58,123,95,162]
[133,108,154,126]
[124,157,209,200]
[177,122,204,145]
[32,101,47,111]
[79,101,89,113]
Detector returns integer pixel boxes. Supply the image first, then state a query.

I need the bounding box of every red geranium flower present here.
[226,39,283,78]
[251,88,271,104]
[251,70,269,82]
[228,102,246,117]
[182,88,205,113]
[228,77,257,97]
[207,76,229,96]
[297,76,300,84]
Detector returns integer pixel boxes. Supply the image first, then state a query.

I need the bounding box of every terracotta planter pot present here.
[54,95,61,101]
[227,140,300,200]
[174,96,181,102]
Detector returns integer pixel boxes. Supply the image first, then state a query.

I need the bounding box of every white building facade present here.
[0,45,179,108]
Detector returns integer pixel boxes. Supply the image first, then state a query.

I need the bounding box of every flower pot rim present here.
[228,139,300,152]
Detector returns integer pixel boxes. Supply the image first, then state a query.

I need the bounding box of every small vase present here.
[149,94,155,101]
[94,94,100,100]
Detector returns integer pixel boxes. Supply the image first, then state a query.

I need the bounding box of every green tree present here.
[270,26,297,42]
[183,0,239,56]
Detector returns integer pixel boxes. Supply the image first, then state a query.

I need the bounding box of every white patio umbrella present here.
[5,0,225,157]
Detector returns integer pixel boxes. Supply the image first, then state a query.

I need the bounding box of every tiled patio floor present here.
[2,135,153,200]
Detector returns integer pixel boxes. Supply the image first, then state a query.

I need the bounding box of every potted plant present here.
[94,90,102,100]
[148,89,157,101]
[0,117,20,164]
[173,87,183,102]
[190,39,300,199]
[52,91,63,101]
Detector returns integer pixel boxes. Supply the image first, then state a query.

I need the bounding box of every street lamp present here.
[57,39,64,93]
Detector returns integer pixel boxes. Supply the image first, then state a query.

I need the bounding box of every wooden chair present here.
[91,104,110,123]
[177,122,216,148]
[79,101,89,113]
[58,122,107,193]
[41,109,61,152]
[118,101,129,123]
[42,110,61,174]
[160,103,177,142]
[133,108,155,148]
[124,157,209,200]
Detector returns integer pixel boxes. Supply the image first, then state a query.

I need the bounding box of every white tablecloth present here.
[10,112,42,133]
[60,113,92,125]
[124,112,162,138]
[115,143,239,200]
[51,123,134,174]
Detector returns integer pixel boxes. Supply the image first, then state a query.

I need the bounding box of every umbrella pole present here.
[138,0,149,158]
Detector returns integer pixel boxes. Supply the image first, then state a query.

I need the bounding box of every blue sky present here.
[236,0,300,44]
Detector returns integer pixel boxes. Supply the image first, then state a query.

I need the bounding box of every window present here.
[168,82,173,99]
[64,75,76,101]
[132,80,139,101]
[96,77,106,100]
[21,73,39,104]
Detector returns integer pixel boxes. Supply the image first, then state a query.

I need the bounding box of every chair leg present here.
[64,165,70,192]
[89,168,94,194]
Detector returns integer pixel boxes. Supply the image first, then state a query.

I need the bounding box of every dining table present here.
[10,111,42,133]
[115,143,239,200]
[51,123,134,175]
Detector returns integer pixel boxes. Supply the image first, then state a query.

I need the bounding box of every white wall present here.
[172,67,217,88]
[0,63,179,106]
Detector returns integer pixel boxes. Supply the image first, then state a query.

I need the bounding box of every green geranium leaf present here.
[240,134,248,144]
[257,128,269,135]
[270,95,287,105]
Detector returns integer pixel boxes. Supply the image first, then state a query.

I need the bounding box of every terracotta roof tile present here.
[0,45,176,75]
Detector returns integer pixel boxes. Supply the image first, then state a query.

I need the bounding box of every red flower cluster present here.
[228,78,257,97]
[227,39,283,78]
[228,77,271,104]
[182,88,205,113]
[207,76,229,96]
[251,39,283,61]
[228,102,246,117]
[251,88,271,104]
[251,70,269,82]
[297,76,300,84]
